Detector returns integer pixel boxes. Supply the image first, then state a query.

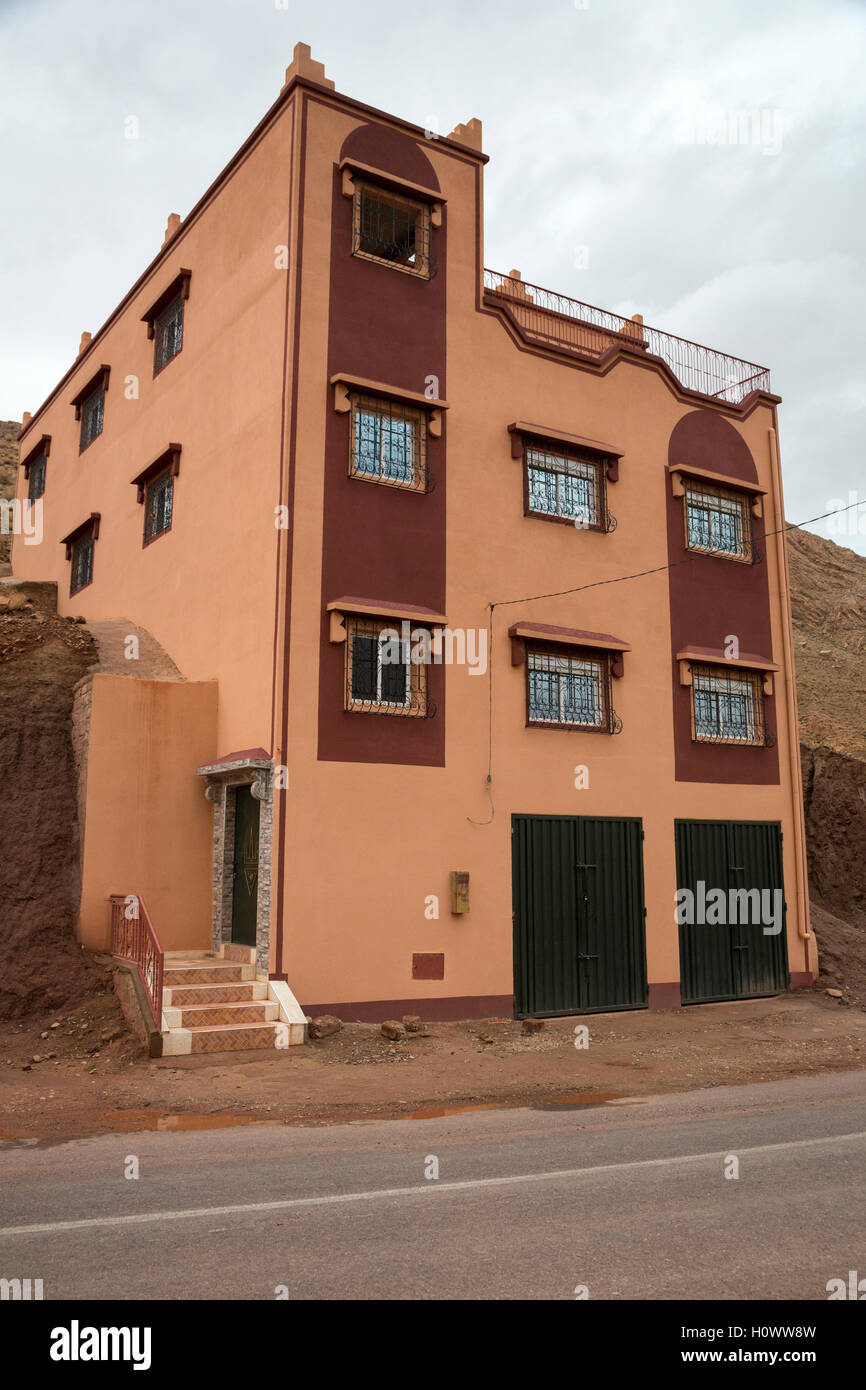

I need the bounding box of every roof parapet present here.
[282,41,334,93]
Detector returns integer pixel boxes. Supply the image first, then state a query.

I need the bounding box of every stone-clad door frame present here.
[196,753,273,976]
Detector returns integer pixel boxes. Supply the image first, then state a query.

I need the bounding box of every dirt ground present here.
[2,968,866,1140]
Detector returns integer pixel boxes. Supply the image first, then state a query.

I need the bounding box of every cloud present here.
[1,0,864,549]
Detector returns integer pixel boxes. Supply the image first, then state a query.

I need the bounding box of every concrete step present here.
[171,1001,279,1027]
[186,1021,281,1054]
[163,961,253,986]
[163,981,268,1007]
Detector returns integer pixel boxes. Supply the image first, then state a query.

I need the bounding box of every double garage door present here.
[511,815,789,1017]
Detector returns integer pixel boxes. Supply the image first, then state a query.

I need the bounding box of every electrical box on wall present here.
[450,871,469,915]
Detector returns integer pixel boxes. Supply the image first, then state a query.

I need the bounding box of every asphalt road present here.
[1,1070,865,1300]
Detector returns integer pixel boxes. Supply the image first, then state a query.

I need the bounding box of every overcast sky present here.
[2,0,864,552]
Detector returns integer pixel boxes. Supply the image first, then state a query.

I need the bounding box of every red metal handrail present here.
[110,893,164,1025]
[483,269,772,406]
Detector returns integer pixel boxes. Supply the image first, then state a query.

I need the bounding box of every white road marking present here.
[2,1128,864,1238]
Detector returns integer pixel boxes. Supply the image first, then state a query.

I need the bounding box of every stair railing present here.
[109,893,165,1026]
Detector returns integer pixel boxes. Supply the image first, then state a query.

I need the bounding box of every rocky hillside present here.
[0,419,19,564]
[788,527,866,761]
[788,527,866,1001]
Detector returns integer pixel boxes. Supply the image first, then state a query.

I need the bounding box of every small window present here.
[352,179,433,278]
[144,467,173,544]
[684,481,751,561]
[153,292,184,374]
[345,615,429,717]
[349,393,428,492]
[691,664,764,745]
[27,452,47,501]
[79,385,104,452]
[525,443,608,529]
[526,647,618,732]
[70,530,95,595]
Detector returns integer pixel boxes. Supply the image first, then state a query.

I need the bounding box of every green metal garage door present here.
[675,820,789,1004]
[512,815,648,1017]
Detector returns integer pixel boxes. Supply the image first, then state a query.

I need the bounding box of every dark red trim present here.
[301,994,515,1022]
[210,746,270,766]
[21,433,50,475]
[60,512,101,552]
[648,982,682,1009]
[130,443,182,500]
[140,269,191,338]
[482,297,781,417]
[70,365,110,417]
[274,92,308,980]
[788,971,814,991]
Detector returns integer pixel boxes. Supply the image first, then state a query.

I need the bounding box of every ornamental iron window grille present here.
[345,615,431,718]
[684,481,752,562]
[352,179,434,278]
[525,442,612,531]
[154,292,184,374]
[526,647,621,733]
[27,452,47,501]
[691,664,767,745]
[144,466,174,544]
[79,385,104,451]
[70,531,95,595]
[350,392,429,493]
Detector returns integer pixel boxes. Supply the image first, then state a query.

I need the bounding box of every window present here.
[684,481,751,561]
[526,442,607,528]
[691,665,765,745]
[144,467,173,543]
[352,179,433,278]
[27,451,47,501]
[153,292,184,373]
[345,615,429,717]
[79,385,104,451]
[526,647,618,732]
[350,393,427,492]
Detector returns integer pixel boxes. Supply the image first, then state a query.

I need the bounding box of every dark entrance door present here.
[675,820,789,1004]
[512,815,648,1017]
[231,785,260,947]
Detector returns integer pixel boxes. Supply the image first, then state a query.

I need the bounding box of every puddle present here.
[0,1111,278,1142]
[407,1092,638,1119]
[97,1110,276,1133]
[407,1102,503,1120]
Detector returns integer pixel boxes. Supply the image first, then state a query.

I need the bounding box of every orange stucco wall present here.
[78,675,218,951]
[15,72,813,1011]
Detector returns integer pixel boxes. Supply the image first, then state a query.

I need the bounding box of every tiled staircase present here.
[161,944,282,1054]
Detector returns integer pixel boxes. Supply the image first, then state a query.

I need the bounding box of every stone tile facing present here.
[197,759,274,978]
[163,963,246,986]
[166,983,262,1007]
[189,1023,279,1053]
[178,1003,275,1026]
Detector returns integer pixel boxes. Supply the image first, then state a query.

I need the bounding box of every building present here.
[12,43,816,1051]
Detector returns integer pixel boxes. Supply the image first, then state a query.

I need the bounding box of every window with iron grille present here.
[79,385,104,452]
[684,481,751,561]
[691,664,765,745]
[352,179,433,278]
[143,466,173,544]
[350,393,428,492]
[525,443,607,529]
[27,452,47,501]
[345,615,429,717]
[526,647,619,732]
[70,531,95,595]
[153,292,184,374]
